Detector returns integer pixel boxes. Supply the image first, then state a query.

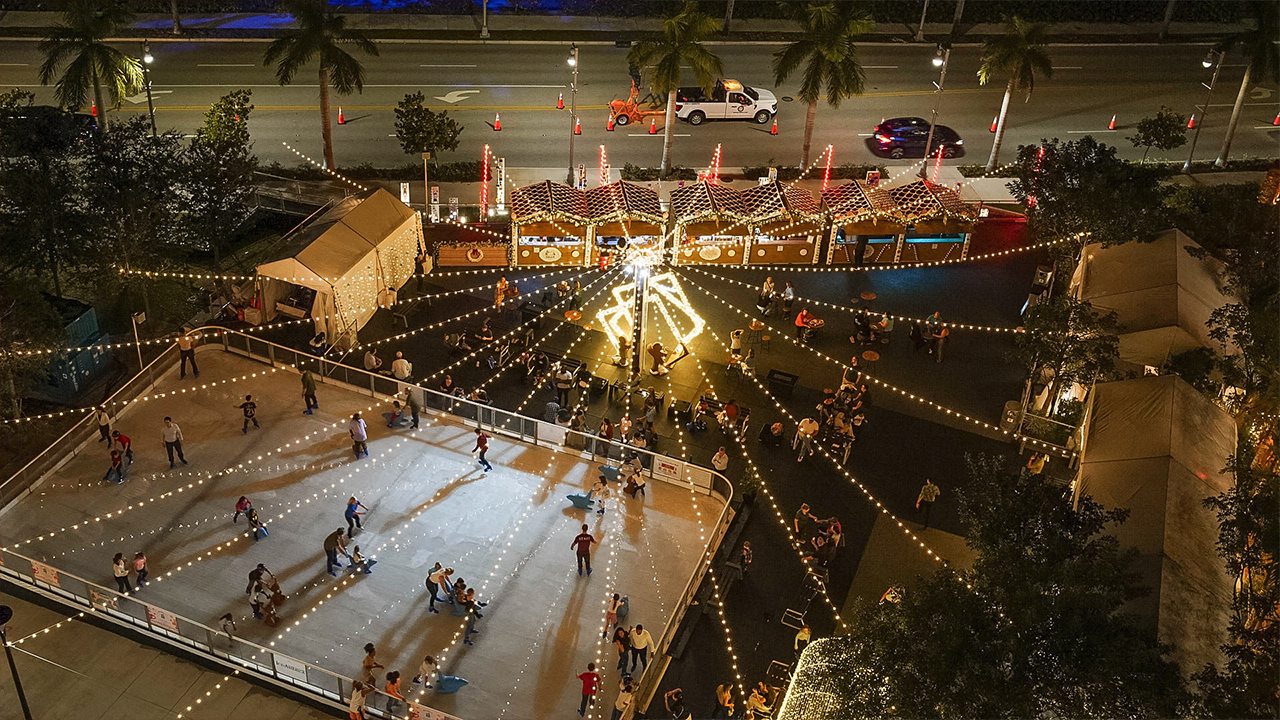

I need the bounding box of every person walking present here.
[238,394,260,434]
[571,523,596,577]
[711,447,729,474]
[738,541,753,578]
[383,671,404,717]
[176,331,200,379]
[794,624,811,658]
[103,449,125,484]
[349,413,369,459]
[348,680,370,720]
[324,528,351,576]
[917,479,940,529]
[112,553,133,593]
[711,681,736,718]
[133,552,149,587]
[576,662,600,717]
[391,351,413,381]
[554,364,575,406]
[234,496,252,523]
[794,417,819,463]
[611,627,631,672]
[416,248,429,293]
[612,675,635,720]
[345,496,369,537]
[161,417,187,468]
[111,430,133,463]
[629,624,653,674]
[95,406,112,442]
[494,275,508,308]
[473,428,493,472]
[426,565,452,614]
[360,643,384,686]
[301,369,319,414]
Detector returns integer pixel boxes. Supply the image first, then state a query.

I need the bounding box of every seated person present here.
[853,315,874,344]
[438,375,458,395]
[363,349,385,374]
[870,313,894,342]
[471,318,494,343]
[444,332,472,353]
[468,388,489,404]
[308,331,327,355]
[717,399,740,431]
[758,421,786,447]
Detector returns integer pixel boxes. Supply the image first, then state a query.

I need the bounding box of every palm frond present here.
[977,15,1052,99]
[773,1,869,107]
[54,52,94,109]
[325,47,367,94]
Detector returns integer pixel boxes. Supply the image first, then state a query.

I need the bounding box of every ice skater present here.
[161,417,187,469]
[571,523,596,577]
[238,394,260,434]
[234,496,252,523]
[103,449,125,484]
[426,564,451,614]
[324,528,351,576]
[349,413,368,459]
[345,496,369,537]
[300,369,319,414]
[473,428,493,472]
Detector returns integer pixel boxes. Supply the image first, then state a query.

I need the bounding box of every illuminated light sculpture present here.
[595,269,704,369]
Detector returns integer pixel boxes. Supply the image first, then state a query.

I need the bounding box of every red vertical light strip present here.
[822,144,833,192]
[931,145,944,182]
[710,144,722,185]
[481,144,490,217]
[599,145,609,187]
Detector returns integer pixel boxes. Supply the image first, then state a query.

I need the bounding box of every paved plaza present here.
[1,350,723,720]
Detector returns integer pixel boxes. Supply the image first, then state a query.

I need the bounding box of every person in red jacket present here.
[576,662,600,717]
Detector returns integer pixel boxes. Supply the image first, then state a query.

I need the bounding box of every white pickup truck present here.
[674,79,777,125]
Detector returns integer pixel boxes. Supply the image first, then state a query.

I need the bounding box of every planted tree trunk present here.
[171,0,182,34]
[723,0,735,34]
[801,101,817,167]
[659,89,676,175]
[985,79,1014,171]
[1215,64,1251,168]
[93,68,107,130]
[318,66,335,169]
[1158,0,1176,42]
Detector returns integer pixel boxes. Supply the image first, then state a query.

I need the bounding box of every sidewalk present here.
[0,10,1250,44]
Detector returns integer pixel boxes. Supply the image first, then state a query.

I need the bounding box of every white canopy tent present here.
[257,189,424,349]
[1074,374,1236,674]
[1075,229,1235,369]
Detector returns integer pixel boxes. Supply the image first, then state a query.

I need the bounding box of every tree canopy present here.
[394,92,464,158]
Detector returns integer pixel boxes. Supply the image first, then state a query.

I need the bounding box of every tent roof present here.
[510,180,592,225]
[670,181,750,225]
[256,188,416,290]
[820,180,900,223]
[585,181,664,225]
[886,179,977,224]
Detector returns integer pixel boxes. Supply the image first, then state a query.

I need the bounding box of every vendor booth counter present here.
[670,181,753,266]
[509,180,595,268]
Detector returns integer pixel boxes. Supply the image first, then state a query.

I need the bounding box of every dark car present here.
[869,117,964,159]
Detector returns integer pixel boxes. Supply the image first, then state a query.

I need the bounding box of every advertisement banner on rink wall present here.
[146,604,180,632]
[654,457,682,482]
[684,464,713,490]
[273,654,309,683]
[90,590,119,610]
[30,560,60,587]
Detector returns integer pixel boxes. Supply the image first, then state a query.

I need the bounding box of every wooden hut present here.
[741,182,825,265]
[586,181,666,264]
[670,181,752,266]
[509,180,594,267]
[885,179,979,263]
[820,181,904,265]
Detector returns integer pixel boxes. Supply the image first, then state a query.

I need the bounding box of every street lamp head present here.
[932,44,947,67]
[143,41,154,64]
[568,44,578,67]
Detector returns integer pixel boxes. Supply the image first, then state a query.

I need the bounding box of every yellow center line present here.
[114,103,612,113]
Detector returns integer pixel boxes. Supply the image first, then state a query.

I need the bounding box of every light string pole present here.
[1183,47,1224,173]
[566,44,580,185]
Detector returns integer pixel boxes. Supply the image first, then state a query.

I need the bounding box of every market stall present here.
[509,180,594,268]
[886,179,978,263]
[427,221,512,268]
[256,188,423,349]
[820,180,904,265]
[742,182,825,265]
[670,181,752,266]
[586,180,666,264]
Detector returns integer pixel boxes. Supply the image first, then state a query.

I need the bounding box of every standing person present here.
[301,369,319,414]
[95,406,112,442]
[576,662,600,717]
[711,681,736,718]
[246,507,268,541]
[738,541,753,578]
[571,523,596,577]
[611,627,631,672]
[569,277,582,310]
[238,394,260,434]
[111,430,133,462]
[604,593,623,638]
[781,281,795,315]
[793,503,819,540]
[402,388,421,429]
[348,413,368,459]
[612,675,635,720]
[412,654,436,686]
[254,582,278,626]
[384,671,405,717]
[103,449,125,484]
[348,680,369,720]
[462,588,484,645]
[629,624,653,674]
[554,364,575,406]
[324,528,351,576]
[112,553,133,593]
[494,275,508,308]
[426,565,452,614]
[234,496,252,523]
[593,476,610,516]
[416,248,429,293]
[360,643,384,686]
[794,624,811,658]
[794,416,819,463]
[133,552,149,587]
[345,496,369,538]
[473,428,493,472]
[916,479,940,529]
[246,563,275,595]
[176,330,200,379]
[161,417,187,469]
[597,417,615,456]
[664,688,689,719]
[391,351,413,381]
[730,328,745,355]
[711,446,729,474]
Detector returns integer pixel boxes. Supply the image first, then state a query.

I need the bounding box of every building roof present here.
[820,181,900,223]
[584,181,664,225]
[509,180,592,225]
[670,181,750,224]
[886,179,977,224]
[741,182,822,224]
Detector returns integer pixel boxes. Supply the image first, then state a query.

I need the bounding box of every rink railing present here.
[1,327,734,720]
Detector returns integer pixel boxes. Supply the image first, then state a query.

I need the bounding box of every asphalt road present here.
[2,40,1277,170]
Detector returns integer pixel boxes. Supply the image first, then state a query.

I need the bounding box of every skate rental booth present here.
[740,181,825,265]
[820,180,905,265]
[586,180,667,262]
[255,188,424,349]
[509,180,595,268]
[885,179,979,263]
[669,181,754,266]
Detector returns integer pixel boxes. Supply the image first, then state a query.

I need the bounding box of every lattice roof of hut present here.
[585,181,665,225]
[670,181,750,224]
[886,179,977,224]
[821,181,901,223]
[741,182,823,224]
[510,180,593,225]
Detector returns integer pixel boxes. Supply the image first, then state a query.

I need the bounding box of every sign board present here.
[430,186,440,222]
[757,176,770,186]
[400,182,411,205]
[408,702,462,720]
[448,197,459,221]
[273,653,310,683]
[683,463,713,491]
[767,167,778,182]
[577,164,587,190]
[146,604,180,632]
[132,311,146,325]
[90,589,118,610]
[654,457,682,482]
[495,158,506,212]
[30,560,60,586]
[865,169,882,187]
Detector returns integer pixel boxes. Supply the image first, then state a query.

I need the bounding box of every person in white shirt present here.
[391,351,413,380]
[348,681,369,720]
[612,677,635,720]
[795,417,819,463]
[629,625,654,673]
[95,406,112,442]
[593,476,610,516]
[348,413,369,459]
[711,447,729,473]
[363,349,385,374]
[161,417,187,468]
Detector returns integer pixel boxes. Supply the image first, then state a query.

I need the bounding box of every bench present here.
[696,395,751,434]
[766,369,799,398]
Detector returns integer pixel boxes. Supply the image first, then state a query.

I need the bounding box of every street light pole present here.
[566,44,579,186]
[141,40,156,137]
[1183,49,1223,173]
[1,606,34,720]
[920,44,950,178]
[421,151,431,215]
[480,0,490,38]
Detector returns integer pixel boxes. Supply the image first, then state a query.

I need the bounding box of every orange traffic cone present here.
[1272,113,1279,126]
[648,117,657,134]
[990,116,998,133]
[557,92,564,110]
[494,113,501,131]
[1187,114,1196,129]
[91,102,98,117]
[574,117,581,135]
[337,106,345,125]
[607,114,615,131]
[1108,114,1116,130]
[770,116,778,135]
[234,114,240,122]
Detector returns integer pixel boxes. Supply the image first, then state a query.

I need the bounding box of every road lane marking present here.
[628,133,691,137]
[1067,129,1116,133]
[857,133,874,136]
[0,63,29,66]
[1253,126,1280,129]
[420,64,477,67]
[197,63,256,67]
[434,90,481,103]
[125,89,174,103]
[1052,66,1083,70]
[864,65,898,69]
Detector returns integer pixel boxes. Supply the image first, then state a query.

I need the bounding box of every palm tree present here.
[977,16,1053,171]
[627,1,722,176]
[263,2,378,169]
[1215,1,1279,167]
[38,4,141,130]
[772,2,873,167]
